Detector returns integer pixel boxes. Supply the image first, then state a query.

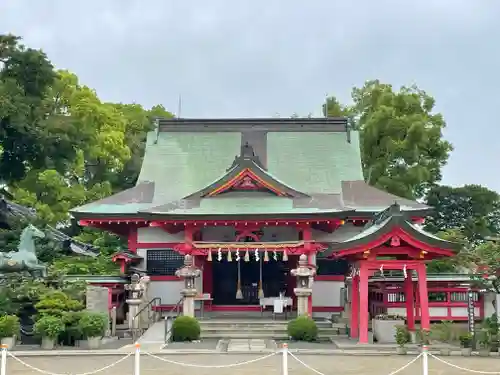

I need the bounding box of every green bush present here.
[287,316,318,342]
[0,315,20,338]
[78,312,108,338]
[172,316,200,342]
[395,325,411,347]
[35,315,65,339]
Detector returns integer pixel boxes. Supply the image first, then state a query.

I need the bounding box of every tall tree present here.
[324,80,453,199]
[424,184,500,243]
[0,34,57,182]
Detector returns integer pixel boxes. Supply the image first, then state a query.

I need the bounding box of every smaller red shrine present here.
[325,203,459,343]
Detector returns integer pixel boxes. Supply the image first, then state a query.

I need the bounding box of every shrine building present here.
[71,117,469,344]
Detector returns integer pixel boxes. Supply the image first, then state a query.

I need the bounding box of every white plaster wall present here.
[136,248,147,269]
[484,292,496,318]
[387,307,406,316]
[450,307,481,318]
[138,227,184,243]
[149,281,184,305]
[312,281,344,307]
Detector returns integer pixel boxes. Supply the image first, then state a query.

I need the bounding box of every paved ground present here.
[5,353,500,375]
[165,340,219,350]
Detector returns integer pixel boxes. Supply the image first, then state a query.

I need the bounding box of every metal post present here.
[422,345,428,375]
[134,343,140,375]
[282,343,288,375]
[1,344,7,375]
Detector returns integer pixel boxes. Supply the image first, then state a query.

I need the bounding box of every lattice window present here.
[146,249,184,276]
[450,291,479,302]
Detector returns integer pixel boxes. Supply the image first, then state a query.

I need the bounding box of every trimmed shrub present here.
[35,315,65,339]
[287,315,318,342]
[0,315,20,338]
[172,316,200,342]
[78,312,108,338]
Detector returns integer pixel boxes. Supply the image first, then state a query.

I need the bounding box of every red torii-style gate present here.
[326,204,459,344]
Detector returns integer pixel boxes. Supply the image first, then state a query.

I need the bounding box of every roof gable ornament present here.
[227,142,265,171]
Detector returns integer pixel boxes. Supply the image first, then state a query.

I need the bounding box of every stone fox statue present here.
[0,224,47,278]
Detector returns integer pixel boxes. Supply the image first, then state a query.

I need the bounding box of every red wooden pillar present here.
[351,275,360,338]
[417,263,430,331]
[404,275,415,331]
[358,262,369,344]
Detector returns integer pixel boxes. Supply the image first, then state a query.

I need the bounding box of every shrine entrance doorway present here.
[210,254,294,306]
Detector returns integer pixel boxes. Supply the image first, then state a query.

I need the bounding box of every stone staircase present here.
[199,319,343,340]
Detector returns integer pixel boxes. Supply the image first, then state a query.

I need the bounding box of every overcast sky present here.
[1,0,499,192]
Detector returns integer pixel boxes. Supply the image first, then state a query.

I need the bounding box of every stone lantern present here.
[291,254,316,316]
[175,254,201,317]
[125,273,146,330]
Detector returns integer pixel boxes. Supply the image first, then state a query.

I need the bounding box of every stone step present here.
[201,326,341,334]
[199,320,333,328]
[201,332,342,339]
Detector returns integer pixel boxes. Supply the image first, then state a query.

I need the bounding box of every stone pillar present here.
[291,254,316,317]
[125,274,145,330]
[139,276,151,326]
[175,255,201,318]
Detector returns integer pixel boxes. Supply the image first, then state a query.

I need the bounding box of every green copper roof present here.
[139,132,242,204]
[70,118,429,218]
[267,132,363,193]
[323,203,459,256]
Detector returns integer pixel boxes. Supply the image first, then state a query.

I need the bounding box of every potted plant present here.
[0,315,20,349]
[34,316,65,350]
[459,333,473,357]
[436,321,453,356]
[484,314,499,352]
[477,329,491,357]
[395,325,411,355]
[372,314,405,344]
[77,312,107,349]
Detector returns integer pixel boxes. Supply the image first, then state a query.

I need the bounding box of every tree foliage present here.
[0,34,174,274]
[425,184,500,243]
[324,80,453,199]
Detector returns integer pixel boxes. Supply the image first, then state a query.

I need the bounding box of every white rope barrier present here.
[3,342,500,375]
[289,351,423,375]
[430,353,500,374]
[6,351,133,375]
[143,350,277,368]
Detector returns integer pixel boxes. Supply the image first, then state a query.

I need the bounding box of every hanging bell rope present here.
[236,259,243,299]
[263,249,269,262]
[244,250,250,262]
[207,250,212,262]
[282,249,288,261]
[258,255,264,299]
[227,250,232,262]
